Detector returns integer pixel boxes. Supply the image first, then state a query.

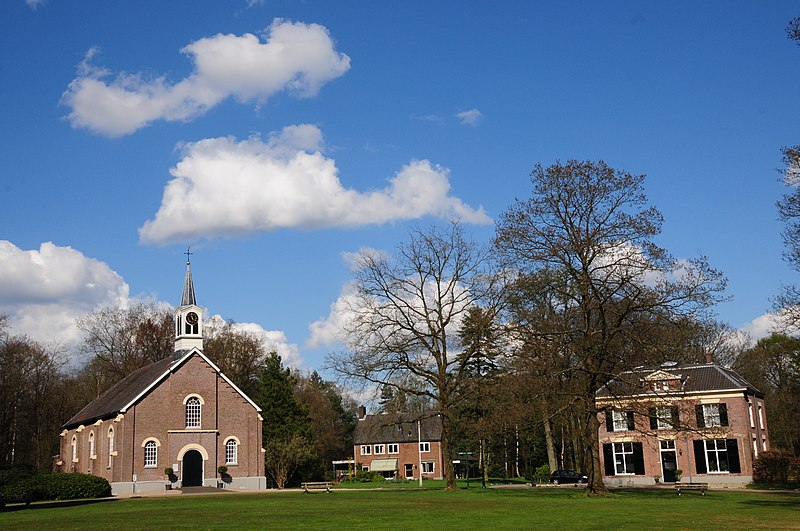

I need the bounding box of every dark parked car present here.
[549,470,588,485]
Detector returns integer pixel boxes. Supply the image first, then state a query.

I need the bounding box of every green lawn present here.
[2,488,798,530]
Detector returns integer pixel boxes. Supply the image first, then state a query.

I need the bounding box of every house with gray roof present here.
[597,361,769,487]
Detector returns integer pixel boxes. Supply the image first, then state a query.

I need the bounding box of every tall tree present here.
[76,303,174,394]
[328,223,505,489]
[204,320,267,398]
[495,159,726,494]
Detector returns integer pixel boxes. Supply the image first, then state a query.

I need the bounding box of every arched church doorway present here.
[182,450,204,487]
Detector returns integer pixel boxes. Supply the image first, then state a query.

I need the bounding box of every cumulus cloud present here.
[0,241,129,349]
[62,19,350,136]
[308,283,358,348]
[455,109,483,126]
[206,314,303,368]
[25,0,45,9]
[740,312,780,342]
[139,124,491,244]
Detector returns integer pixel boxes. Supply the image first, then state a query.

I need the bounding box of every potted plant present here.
[653,474,661,484]
[164,467,175,490]
[217,466,228,488]
[674,469,683,483]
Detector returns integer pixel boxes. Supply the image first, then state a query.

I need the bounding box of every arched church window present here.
[108,428,114,468]
[71,436,78,462]
[186,396,201,428]
[225,439,238,465]
[89,432,95,458]
[144,440,158,467]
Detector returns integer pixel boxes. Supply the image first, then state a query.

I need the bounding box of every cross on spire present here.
[185,247,193,265]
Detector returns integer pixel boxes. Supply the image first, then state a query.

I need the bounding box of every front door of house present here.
[404,463,414,479]
[661,447,678,483]
[183,450,203,487]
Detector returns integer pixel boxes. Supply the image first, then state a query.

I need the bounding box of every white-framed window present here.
[655,407,672,429]
[758,405,764,429]
[185,396,201,428]
[144,440,158,468]
[749,403,755,428]
[762,437,768,451]
[225,439,238,465]
[388,443,399,454]
[360,445,371,456]
[752,436,758,458]
[421,461,434,473]
[374,444,385,454]
[702,404,721,427]
[89,431,96,458]
[71,436,78,462]
[613,442,635,475]
[704,439,729,473]
[419,442,430,453]
[107,428,114,468]
[362,466,370,472]
[612,410,632,432]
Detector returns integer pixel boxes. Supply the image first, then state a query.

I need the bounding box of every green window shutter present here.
[695,405,705,428]
[648,408,657,430]
[719,403,729,427]
[626,411,635,431]
[633,443,645,475]
[726,439,741,473]
[671,407,680,428]
[693,440,707,474]
[603,444,615,476]
[605,410,614,432]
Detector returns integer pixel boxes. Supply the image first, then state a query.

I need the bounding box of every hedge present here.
[0,468,111,502]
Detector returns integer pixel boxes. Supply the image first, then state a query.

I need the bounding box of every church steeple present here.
[174,249,203,353]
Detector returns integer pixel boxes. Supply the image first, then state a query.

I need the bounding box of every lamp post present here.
[418,419,423,487]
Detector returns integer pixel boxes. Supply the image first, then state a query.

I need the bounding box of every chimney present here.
[705,351,714,365]
[357,405,367,419]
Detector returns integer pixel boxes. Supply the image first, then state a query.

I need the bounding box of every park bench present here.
[302,482,332,493]
[675,482,708,495]
[0,494,33,508]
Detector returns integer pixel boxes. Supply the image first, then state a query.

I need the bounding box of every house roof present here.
[596,363,762,399]
[354,412,443,445]
[63,349,260,430]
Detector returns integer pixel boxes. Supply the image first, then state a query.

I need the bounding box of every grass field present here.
[2,487,798,530]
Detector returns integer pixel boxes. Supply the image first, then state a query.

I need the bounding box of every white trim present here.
[177,443,209,461]
[183,393,205,405]
[119,348,262,414]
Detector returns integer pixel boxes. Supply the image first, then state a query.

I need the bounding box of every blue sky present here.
[1,1,798,372]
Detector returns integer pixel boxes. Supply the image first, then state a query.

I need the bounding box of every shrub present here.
[533,464,551,484]
[371,474,385,483]
[753,452,795,484]
[1,471,110,501]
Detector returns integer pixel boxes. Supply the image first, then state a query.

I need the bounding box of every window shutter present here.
[693,440,707,474]
[626,411,635,431]
[726,439,741,473]
[671,407,680,429]
[719,403,729,427]
[633,443,645,475]
[605,410,614,432]
[695,405,705,428]
[603,444,615,476]
[648,408,657,430]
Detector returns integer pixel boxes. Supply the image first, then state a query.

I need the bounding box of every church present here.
[57,260,266,494]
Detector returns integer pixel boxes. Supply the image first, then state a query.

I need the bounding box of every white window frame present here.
[225,439,238,465]
[702,404,722,428]
[421,461,435,474]
[107,428,114,468]
[388,443,399,454]
[612,410,629,432]
[704,439,729,473]
[419,442,431,453]
[374,444,385,454]
[88,431,96,459]
[613,442,635,475]
[360,445,371,456]
[71,436,78,462]
[185,396,202,429]
[655,407,672,430]
[758,404,764,429]
[144,440,158,468]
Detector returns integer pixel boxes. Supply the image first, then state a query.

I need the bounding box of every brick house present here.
[57,261,266,495]
[354,409,445,480]
[597,361,769,487]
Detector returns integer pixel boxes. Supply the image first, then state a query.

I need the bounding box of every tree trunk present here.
[541,402,558,471]
[584,411,608,495]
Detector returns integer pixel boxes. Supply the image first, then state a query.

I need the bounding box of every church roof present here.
[63,349,261,430]
[181,262,196,306]
[596,363,762,399]
[354,412,443,445]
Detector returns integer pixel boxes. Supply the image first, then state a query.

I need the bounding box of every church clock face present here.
[186,312,199,325]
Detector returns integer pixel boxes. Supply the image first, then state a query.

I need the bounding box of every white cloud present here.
[25,0,45,9]
[739,312,780,342]
[62,19,350,137]
[206,314,303,368]
[0,241,129,349]
[308,283,358,348]
[455,109,483,126]
[139,124,491,244]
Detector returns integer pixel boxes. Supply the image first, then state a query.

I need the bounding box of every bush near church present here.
[1,465,111,502]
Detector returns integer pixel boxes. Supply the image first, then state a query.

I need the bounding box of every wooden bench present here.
[0,494,33,508]
[302,482,332,493]
[675,482,708,495]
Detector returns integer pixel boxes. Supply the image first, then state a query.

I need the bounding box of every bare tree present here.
[76,303,174,393]
[204,320,267,398]
[495,160,727,494]
[327,223,505,489]
[264,434,315,489]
